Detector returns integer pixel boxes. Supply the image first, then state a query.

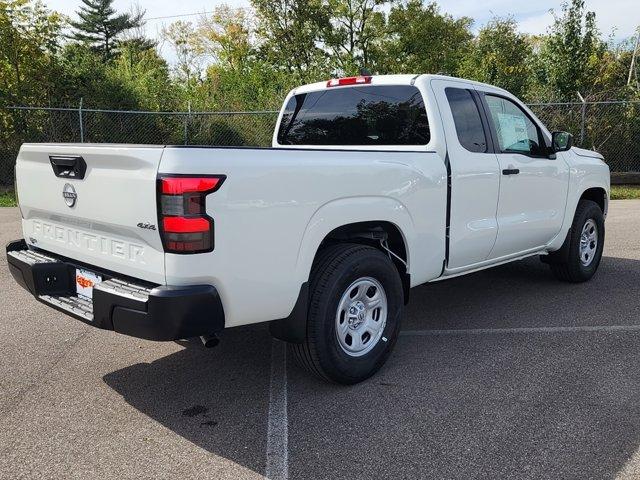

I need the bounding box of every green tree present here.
[252,0,330,81]
[322,0,387,74]
[534,0,605,100]
[459,18,533,98]
[196,6,254,71]
[112,44,178,111]
[0,0,63,105]
[199,62,292,109]
[162,20,204,98]
[162,9,295,112]
[70,0,150,61]
[57,43,135,108]
[373,1,473,76]
[0,0,65,170]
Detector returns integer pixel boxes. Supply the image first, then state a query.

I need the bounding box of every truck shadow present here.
[103,255,640,479]
[103,324,274,475]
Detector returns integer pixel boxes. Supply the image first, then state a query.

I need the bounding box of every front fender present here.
[547,158,610,252]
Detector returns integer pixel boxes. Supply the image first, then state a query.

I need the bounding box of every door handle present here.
[49,155,87,179]
[502,168,520,175]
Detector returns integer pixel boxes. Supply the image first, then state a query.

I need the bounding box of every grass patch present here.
[611,185,640,200]
[0,190,17,207]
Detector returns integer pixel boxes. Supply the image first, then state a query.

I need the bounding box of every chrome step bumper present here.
[6,239,224,341]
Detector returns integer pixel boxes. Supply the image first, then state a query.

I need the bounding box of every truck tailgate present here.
[15,144,166,284]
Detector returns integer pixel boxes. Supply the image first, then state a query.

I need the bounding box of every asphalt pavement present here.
[1,201,640,480]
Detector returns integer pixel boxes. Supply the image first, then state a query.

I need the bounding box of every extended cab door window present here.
[484,95,547,157]
[445,87,487,153]
[277,85,430,146]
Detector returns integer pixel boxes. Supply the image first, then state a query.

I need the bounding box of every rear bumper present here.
[6,239,225,341]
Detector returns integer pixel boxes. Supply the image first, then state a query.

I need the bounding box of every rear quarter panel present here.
[160,147,447,327]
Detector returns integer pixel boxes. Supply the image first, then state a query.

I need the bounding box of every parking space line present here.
[265,339,288,480]
[401,324,640,336]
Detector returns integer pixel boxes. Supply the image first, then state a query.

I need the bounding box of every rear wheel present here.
[548,199,605,282]
[291,243,404,384]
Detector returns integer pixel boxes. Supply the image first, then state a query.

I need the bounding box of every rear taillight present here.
[157,175,225,254]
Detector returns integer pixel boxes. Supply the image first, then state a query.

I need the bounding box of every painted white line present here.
[401,324,640,336]
[265,339,288,480]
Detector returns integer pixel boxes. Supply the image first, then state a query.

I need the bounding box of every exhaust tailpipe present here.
[200,333,220,348]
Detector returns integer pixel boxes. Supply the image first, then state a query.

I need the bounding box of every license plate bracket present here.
[75,268,102,300]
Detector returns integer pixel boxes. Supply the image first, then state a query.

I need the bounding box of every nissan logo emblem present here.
[62,183,77,208]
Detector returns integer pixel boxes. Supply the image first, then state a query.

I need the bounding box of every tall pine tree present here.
[70,0,149,60]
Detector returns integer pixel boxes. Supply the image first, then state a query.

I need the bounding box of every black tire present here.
[290,243,404,384]
[548,199,605,282]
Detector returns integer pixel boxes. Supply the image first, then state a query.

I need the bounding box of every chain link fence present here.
[0,107,279,186]
[529,101,640,174]
[1,100,639,186]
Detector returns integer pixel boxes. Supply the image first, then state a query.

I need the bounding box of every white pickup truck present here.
[7,74,610,384]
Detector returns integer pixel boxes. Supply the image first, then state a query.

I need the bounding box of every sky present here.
[44,0,639,62]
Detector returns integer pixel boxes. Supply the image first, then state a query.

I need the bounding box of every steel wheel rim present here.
[335,277,388,357]
[579,218,598,267]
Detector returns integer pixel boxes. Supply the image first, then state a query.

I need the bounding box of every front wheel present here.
[548,199,605,282]
[290,243,404,384]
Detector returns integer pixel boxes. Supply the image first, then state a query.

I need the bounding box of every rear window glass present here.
[277,85,430,146]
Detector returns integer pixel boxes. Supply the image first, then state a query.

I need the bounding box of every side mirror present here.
[552,131,573,152]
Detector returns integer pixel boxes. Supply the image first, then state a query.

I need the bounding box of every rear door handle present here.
[49,155,87,179]
[502,168,520,175]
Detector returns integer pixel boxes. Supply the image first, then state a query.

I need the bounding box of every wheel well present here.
[315,221,411,303]
[580,187,607,213]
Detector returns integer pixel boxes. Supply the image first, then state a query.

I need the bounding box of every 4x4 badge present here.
[137,222,156,231]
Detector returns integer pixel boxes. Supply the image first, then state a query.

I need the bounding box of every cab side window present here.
[485,95,546,157]
[445,87,487,153]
